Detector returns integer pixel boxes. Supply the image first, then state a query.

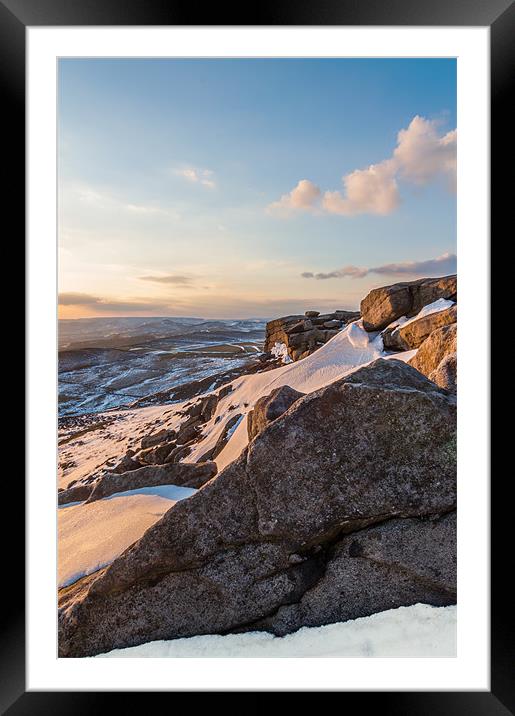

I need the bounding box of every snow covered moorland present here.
[58,275,457,658]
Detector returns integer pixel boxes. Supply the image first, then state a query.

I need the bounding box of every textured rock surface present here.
[138,442,177,465]
[58,359,456,657]
[254,512,456,635]
[429,352,457,393]
[86,461,217,503]
[264,310,360,362]
[361,275,457,331]
[409,322,457,377]
[140,429,176,450]
[384,304,457,351]
[197,413,243,462]
[110,451,143,473]
[248,386,305,442]
[58,483,94,506]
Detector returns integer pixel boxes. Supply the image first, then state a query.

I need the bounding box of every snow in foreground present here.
[96,603,456,658]
[58,485,195,588]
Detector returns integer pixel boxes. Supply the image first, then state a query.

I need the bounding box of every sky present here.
[58,58,456,319]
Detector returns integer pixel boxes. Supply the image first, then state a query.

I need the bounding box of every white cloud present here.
[267,179,321,215]
[394,116,456,189]
[269,115,456,218]
[323,159,399,216]
[174,166,216,188]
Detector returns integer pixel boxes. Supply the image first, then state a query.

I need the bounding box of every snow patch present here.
[400,298,454,330]
[271,341,292,364]
[96,603,456,658]
[58,485,194,588]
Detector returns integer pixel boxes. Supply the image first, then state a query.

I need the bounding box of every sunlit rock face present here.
[361,274,457,332]
[264,310,360,362]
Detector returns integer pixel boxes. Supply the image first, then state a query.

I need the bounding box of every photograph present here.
[56,57,459,659]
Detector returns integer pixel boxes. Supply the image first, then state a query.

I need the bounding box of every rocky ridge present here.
[264,310,360,363]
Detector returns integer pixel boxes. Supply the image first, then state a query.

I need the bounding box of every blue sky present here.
[58,58,456,319]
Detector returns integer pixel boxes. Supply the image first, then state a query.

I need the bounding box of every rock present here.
[218,384,233,399]
[199,394,218,422]
[361,275,457,331]
[176,421,202,446]
[322,329,339,342]
[109,452,143,473]
[264,315,304,353]
[138,442,177,465]
[381,325,401,350]
[167,444,192,464]
[247,385,305,442]
[59,359,456,657]
[86,461,217,503]
[334,310,361,323]
[181,394,219,423]
[409,322,457,379]
[198,413,243,462]
[285,320,313,334]
[181,463,218,489]
[258,352,273,363]
[290,348,304,362]
[310,313,338,325]
[141,429,176,450]
[58,483,94,505]
[254,512,456,635]
[429,352,457,393]
[388,304,457,351]
[264,312,347,362]
[288,328,324,349]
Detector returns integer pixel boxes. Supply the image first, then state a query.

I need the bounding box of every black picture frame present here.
[6,0,509,710]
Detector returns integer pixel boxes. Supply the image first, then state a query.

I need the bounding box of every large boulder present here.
[247,385,305,442]
[409,323,457,393]
[86,461,217,503]
[254,512,456,636]
[361,275,457,332]
[383,304,457,351]
[58,359,456,657]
